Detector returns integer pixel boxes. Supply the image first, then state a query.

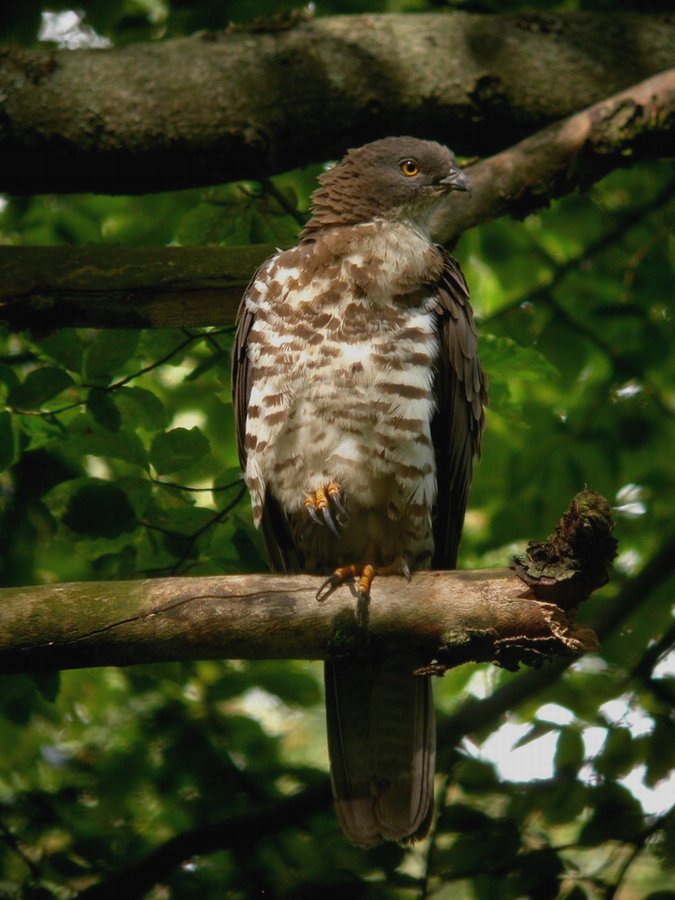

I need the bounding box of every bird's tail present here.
[324,656,435,847]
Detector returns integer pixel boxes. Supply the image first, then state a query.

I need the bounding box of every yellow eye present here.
[400,159,419,177]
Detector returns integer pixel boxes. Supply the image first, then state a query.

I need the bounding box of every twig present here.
[151,478,242,493]
[168,483,248,575]
[260,176,307,229]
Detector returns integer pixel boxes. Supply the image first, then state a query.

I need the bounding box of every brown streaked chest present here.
[249,220,442,341]
[244,224,445,436]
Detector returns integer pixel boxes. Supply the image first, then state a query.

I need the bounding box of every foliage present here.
[0,1,674,899]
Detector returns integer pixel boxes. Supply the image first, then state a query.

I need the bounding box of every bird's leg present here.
[303,481,347,537]
[316,555,412,605]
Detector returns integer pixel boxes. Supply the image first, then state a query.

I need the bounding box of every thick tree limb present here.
[0,244,273,330]
[433,68,675,243]
[0,12,673,194]
[1,70,673,332]
[0,569,590,675]
[0,491,614,676]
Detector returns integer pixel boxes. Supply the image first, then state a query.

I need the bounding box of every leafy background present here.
[0,1,673,898]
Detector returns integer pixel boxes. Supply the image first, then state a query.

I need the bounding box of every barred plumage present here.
[232,137,486,846]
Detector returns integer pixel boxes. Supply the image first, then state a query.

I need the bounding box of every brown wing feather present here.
[231,289,256,473]
[231,261,304,573]
[431,249,487,569]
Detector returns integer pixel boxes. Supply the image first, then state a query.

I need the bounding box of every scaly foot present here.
[303,482,347,538]
[316,556,411,604]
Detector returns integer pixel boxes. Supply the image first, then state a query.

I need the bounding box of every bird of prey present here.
[232,136,486,846]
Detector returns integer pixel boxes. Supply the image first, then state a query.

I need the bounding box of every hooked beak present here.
[439,166,472,195]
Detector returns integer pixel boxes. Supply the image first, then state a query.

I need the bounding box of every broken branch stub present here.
[420,490,616,677]
[513,489,617,608]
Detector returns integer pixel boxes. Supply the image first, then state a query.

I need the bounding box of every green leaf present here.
[251,189,301,245]
[455,757,499,792]
[510,848,564,900]
[8,367,74,408]
[479,334,559,384]
[541,781,588,825]
[254,663,322,707]
[438,819,521,878]
[513,721,558,749]
[0,675,48,725]
[212,468,244,507]
[157,505,217,537]
[17,413,68,452]
[554,727,585,776]
[62,481,137,538]
[30,671,61,704]
[176,185,256,246]
[579,783,644,844]
[137,330,192,365]
[64,429,148,467]
[439,803,491,832]
[83,330,140,384]
[0,363,20,402]
[114,386,166,430]
[595,726,636,779]
[37,330,83,373]
[150,427,210,474]
[117,477,153,518]
[645,716,675,787]
[185,350,229,383]
[87,389,122,431]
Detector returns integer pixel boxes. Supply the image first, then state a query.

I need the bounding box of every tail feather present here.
[325,656,435,847]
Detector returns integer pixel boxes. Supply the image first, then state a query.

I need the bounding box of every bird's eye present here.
[400,160,419,177]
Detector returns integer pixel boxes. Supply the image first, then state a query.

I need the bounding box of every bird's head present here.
[302,136,471,239]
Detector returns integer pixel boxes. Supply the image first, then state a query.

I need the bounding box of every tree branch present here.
[1,12,673,194]
[0,568,586,675]
[432,69,675,243]
[75,780,333,900]
[0,244,272,331]
[0,491,613,676]
[1,71,673,332]
[438,530,675,750]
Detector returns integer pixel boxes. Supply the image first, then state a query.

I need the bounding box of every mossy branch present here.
[0,491,615,676]
[0,12,673,193]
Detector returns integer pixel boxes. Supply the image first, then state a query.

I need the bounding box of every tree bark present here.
[0,569,596,675]
[0,244,272,330]
[1,71,673,332]
[0,491,615,676]
[433,69,675,244]
[0,12,673,194]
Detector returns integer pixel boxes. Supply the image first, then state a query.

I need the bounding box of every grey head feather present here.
[301,136,470,240]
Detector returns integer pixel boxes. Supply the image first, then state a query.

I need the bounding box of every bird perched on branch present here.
[232,136,486,846]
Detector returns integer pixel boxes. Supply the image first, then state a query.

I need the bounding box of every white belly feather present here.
[243,221,442,563]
